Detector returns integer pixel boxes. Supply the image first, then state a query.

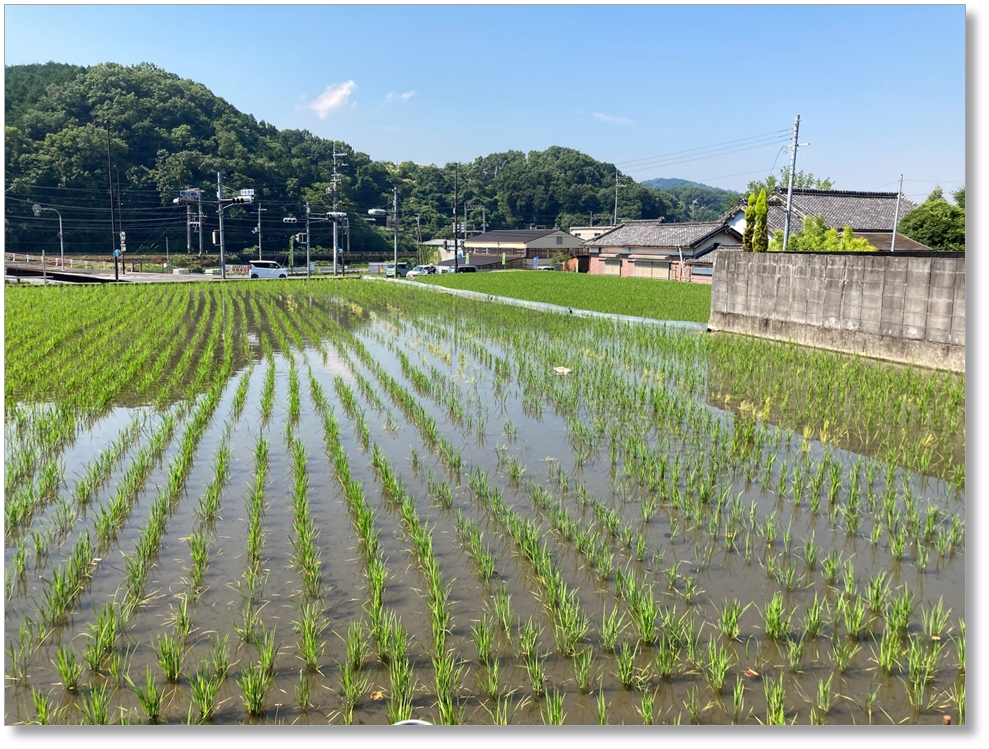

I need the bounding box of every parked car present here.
[249,260,288,279]
[406,264,437,279]
[456,265,478,273]
[385,262,412,278]
[436,265,456,274]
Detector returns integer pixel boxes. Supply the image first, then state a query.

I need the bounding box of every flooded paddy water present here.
[4,280,965,725]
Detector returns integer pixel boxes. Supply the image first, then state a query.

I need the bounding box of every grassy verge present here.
[419,270,712,323]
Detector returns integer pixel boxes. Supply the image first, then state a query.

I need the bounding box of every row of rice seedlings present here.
[466,466,591,660]
[368,444,465,723]
[288,435,324,600]
[453,509,498,581]
[333,376,370,451]
[72,410,147,508]
[307,367,391,723]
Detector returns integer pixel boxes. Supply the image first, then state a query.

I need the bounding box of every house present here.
[569,225,618,241]
[723,188,929,250]
[584,220,743,279]
[463,229,586,263]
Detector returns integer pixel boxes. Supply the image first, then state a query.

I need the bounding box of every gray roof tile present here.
[584,221,728,249]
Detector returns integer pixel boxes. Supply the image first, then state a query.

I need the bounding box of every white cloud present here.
[385,90,416,103]
[593,112,633,126]
[308,81,357,118]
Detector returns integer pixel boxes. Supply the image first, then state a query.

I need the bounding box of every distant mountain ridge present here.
[641,177,734,193]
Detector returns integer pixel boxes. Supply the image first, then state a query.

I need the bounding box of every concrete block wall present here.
[709,252,965,372]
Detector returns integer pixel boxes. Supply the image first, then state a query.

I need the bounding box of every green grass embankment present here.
[419,270,711,323]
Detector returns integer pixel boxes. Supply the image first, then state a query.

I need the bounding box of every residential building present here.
[584,220,742,279]
[723,188,930,250]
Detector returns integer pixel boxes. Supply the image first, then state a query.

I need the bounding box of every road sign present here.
[114,250,120,257]
[239,189,255,196]
[179,189,200,198]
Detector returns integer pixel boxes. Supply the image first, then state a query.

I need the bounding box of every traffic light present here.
[283,217,297,223]
[295,233,307,243]
[230,196,252,204]
[212,231,220,245]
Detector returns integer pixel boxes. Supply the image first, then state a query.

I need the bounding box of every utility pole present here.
[186,199,192,253]
[115,165,126,274]
[415,214,422,264]
[305,201,312,278]
[254,201,266,260]
[104,120,119,282]
[330,146,348,276]
[453,164,459,272]
[393,187,399,273]
[782,115,801,253]
[614,168,625,225]
[890,174,904,253]
[217,172,227,279]
[198,190,204,256]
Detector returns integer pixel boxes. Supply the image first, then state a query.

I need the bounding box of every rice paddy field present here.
[3,278,965,726]
[420,271,713,323]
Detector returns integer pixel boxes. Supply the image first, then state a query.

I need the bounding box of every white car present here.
[406,264,437,279]
[249,260,288,279]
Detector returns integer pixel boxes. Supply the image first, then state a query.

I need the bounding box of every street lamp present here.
[33,203,64,269]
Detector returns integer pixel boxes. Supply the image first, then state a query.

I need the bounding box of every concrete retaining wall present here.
[708,252,965,372]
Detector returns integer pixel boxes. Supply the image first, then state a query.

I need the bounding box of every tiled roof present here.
[584,221,729,249]
[688,244,743,265]
[467,229,558,244]
[727,188,919,233]
[852,232,933,252]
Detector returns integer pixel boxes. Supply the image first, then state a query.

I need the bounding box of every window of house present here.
[556,236,563,244]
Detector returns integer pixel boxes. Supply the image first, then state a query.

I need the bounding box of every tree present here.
[742,192,756,252]
[769,214,873,252]
[753,189,769,252]
[898,187,965,252]
[746,167,833,197]
[952,186,965,209]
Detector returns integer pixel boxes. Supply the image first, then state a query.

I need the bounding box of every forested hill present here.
[6,61,715,257]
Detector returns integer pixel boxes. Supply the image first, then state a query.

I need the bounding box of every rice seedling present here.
[190,658,222,722]
[155,632,183,683]
[920,597,951,642]
[472,616,496,665]
[684,683,704,724]
[293,602,328,672]
[525,651,547,696]
[562,645,592,696]
[785,635,806,673]
[79,681,112,725]
[540,686,566,725]
[600,603,626,652]
[344,620,369,673]
[830,637,861,674]
[887,585,916,640]
[615,640,640,690]
[494,585,512,634]
[762,675,787,725]
[718,598,744,640]
[30,687,64,725]
[296,670,314,713]
[238,662,273,717]
[483,656,501,700]
[705,637,732,693]
[54,644,82,691]
[954,620,965,673]
[762,592,791,641]
[732,675,748,724]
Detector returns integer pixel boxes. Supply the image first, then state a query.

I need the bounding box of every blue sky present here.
[3,2,969,199]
